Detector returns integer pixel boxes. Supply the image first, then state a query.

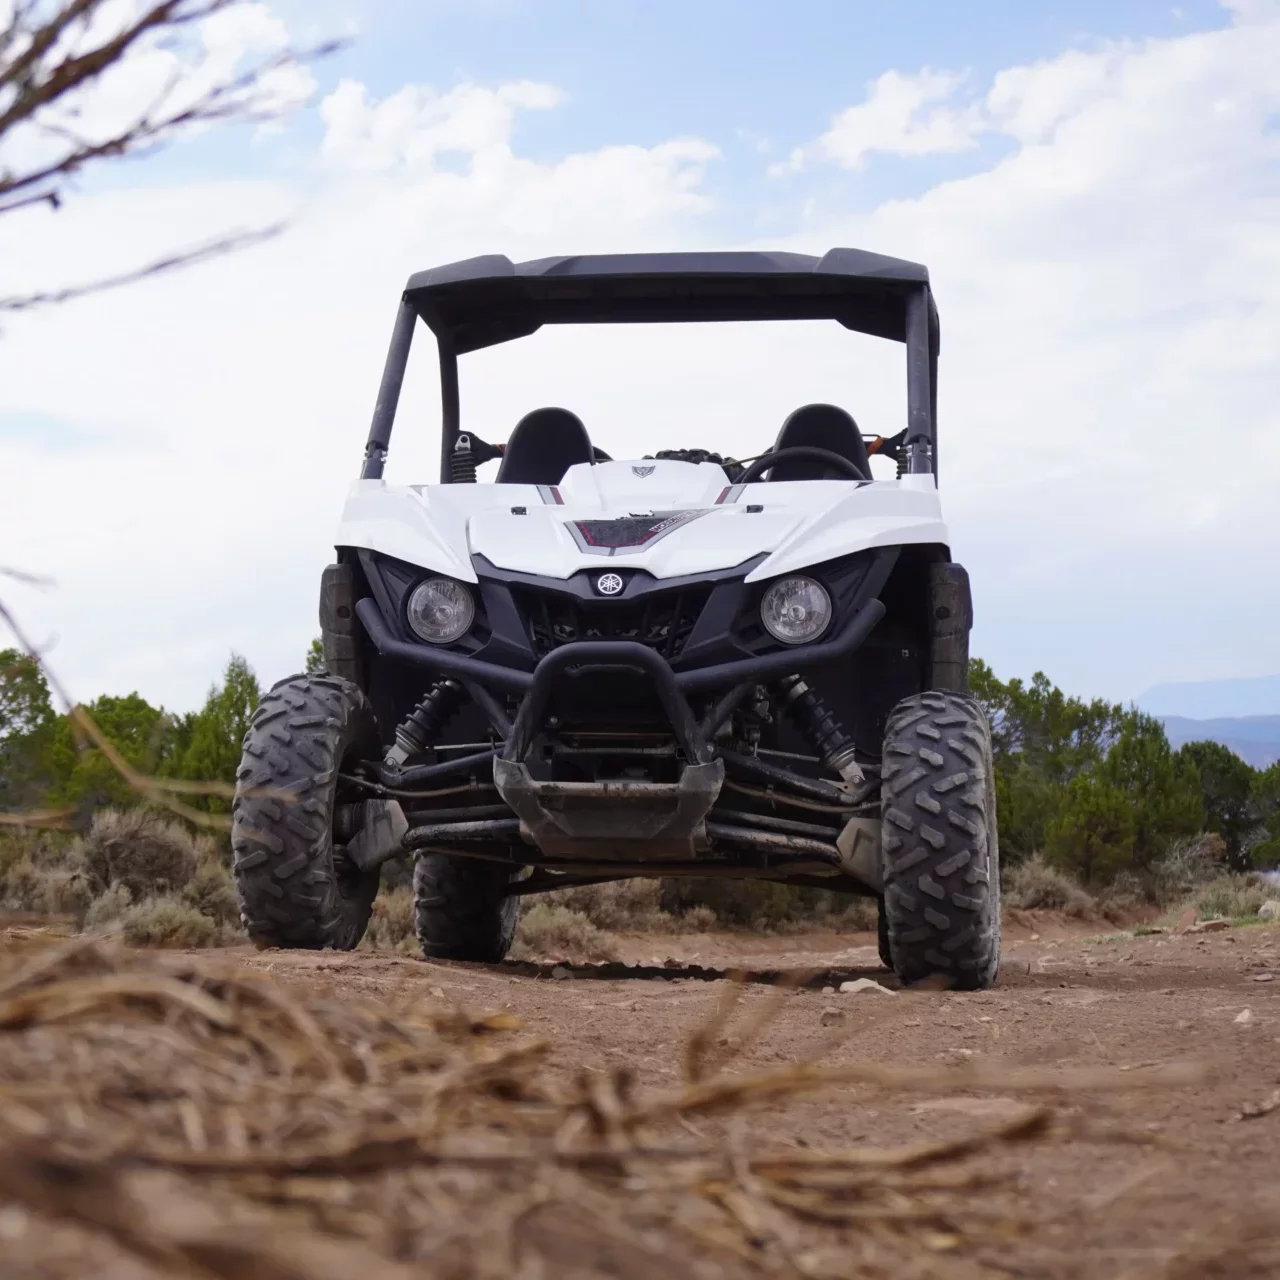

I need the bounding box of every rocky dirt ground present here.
[230,917,1280,1278]
[1,915,1278,1279]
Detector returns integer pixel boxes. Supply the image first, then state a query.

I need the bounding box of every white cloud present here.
[3,0,1280,713]
[320,79,564,171]
[0,65,723,710]
[791,3,1280,695]
[781,68,983,173]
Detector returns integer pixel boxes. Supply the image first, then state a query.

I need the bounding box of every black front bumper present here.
[368,593,886,867]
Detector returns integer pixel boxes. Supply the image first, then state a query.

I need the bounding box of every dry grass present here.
[1005,856,1097,919]
[0,935,1203,1280]
[363,886,416,953]
[79,808,201,900]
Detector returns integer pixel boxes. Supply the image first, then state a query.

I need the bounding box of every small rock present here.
[839,978,895,996]
[429,986,445,999]
[1189,919,1231,934]
[1259,900,1280,923]
[820,1006,845,1027]
[1234,1009,1254,1024]
[821,985,835,995]
[1252,973,1274,983]
[551,965,571,980]
[1029,933,1040,941]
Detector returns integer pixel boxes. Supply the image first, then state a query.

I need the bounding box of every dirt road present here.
[230,917,1280,1277]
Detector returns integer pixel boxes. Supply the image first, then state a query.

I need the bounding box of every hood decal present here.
[567,510,710,556]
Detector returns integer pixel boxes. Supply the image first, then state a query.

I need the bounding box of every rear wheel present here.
[880,691,1000,990]
[232,674,380,950]
[413,853,520,962]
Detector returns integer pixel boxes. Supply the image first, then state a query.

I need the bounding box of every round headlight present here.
[759,576,832,645]
[406,577,475,645]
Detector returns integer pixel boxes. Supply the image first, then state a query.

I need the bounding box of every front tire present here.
[876,900,894,971]
[232,674,380,950]
[880,691,1000,990]
[413,853,520,962]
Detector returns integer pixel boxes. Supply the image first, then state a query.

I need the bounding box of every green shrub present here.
[1043,775,1136,884]
[120,897,221,948]
[1192,875,1269,922]
[1250,838,1280,871]
[182,860,240,926]
[543,879,672,932]
[659,879,865,930]
[512,903,616,961]
[84,883,133,930]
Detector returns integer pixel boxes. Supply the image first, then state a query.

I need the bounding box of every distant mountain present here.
[1139,673,1280,719]
[1159,715,1280,769]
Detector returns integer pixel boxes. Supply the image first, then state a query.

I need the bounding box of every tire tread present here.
[881,690,1000,990]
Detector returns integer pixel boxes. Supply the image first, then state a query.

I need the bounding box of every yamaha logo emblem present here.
[596,572,624,596]
[631,464,656,478]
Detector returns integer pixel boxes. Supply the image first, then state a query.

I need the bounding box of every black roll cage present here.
[359,248,941,484]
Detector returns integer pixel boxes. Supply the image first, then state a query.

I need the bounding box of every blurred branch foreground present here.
[0,0,338,310]
[0,934,1201,1279]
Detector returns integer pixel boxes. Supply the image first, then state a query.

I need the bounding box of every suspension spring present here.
[388,679,466,766]
[450,433,478,483]
[774,675,863,786]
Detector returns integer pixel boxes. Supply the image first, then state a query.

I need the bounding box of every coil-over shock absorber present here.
[450,432,504,484]
[386,679,466,767]
[450,434,478,483]
[774,675,864,788]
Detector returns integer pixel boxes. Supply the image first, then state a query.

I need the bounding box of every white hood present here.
[335,459,947,583]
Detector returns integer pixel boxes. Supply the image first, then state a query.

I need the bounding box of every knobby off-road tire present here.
[880,691,1001,990]
[877,901,894,971]
[232,674,381,950]
[413,854,520,962]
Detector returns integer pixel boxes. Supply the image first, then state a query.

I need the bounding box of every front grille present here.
[512,586,712,661]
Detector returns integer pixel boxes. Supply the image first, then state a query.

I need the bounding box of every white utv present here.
[231,249,1001,989]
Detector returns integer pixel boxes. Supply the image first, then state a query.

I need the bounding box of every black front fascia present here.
[357,548,536,675]
[471,553,767,672]
[356,546,897,700]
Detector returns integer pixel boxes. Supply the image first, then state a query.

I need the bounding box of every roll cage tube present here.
[359,274,938,483]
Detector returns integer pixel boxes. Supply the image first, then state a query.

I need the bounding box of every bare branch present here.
[0,222,282,311]
[1,1,342,306]
[0,566,55,587]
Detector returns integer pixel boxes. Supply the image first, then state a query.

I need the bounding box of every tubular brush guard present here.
[492,639,725,860]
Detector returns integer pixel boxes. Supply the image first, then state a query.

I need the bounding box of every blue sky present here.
[170,0,1231,207]
[1,0,1278,714]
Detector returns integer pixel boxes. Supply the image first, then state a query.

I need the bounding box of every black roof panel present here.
[403,249,934,354]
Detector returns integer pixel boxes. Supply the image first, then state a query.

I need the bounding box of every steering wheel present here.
[737,446,868,485]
